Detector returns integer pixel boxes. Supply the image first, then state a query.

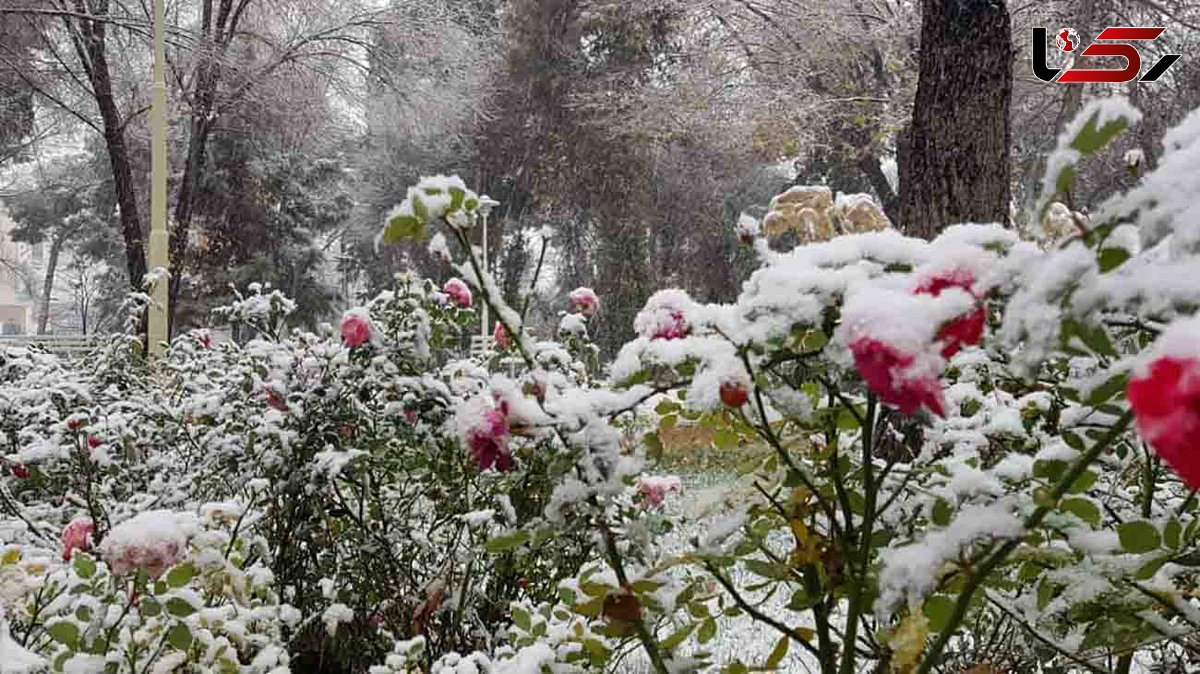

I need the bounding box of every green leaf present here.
[1070,111,1130,154]
[140,598,162,618]
[383,215,425,244]
[1098,247,1131,273]
[486,530,530,553]
[931,499,953,527]
[166,562,196,588]
[1067,470,1097,494]
[583,637,609,663]
[661,621,698,650]
[47,621,80,650]
[787,588,817,611]
[713,428,739,450]
[743,559,791,581]
[1055,164,1077,197]
[73,553,96,580]
[765,634,789,668]
[512,606,532,632]
[1165,518,1183,550]
[1136,556,1167,580]
[166,623,193,651]
[698,617,718,644]
[1063,318,1116,358]
[1037,579,1058,610]
[1060,497,1101,526]
[166,597,196,617]
[655,400,680,415]
[448,187,465,212]
[1118,520,1161,553]
[411,194,429,221]
[1086,374,1128,406]
[923,595,955,632]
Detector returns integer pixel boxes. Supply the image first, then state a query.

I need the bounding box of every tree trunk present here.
[37,237,61,335]
[898,0,1012,239]
[168,0,239,335]
[81,1,147,290]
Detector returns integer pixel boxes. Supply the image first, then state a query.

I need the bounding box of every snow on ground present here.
[622,472,819,673]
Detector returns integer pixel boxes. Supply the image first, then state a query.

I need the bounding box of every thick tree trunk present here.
[898,0,1012,239]
[37,238,60,335]
[81,2,147,290]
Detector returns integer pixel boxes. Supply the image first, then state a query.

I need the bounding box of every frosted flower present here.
[568,287,599,316]
[913,268,986,358]
[493,322,512,349]
[457,398,512,472]
[443,278,473,308]
[634,289,695,340]
[635,475,682,508]
[850,338,946,417]
[1129,355,1200,487]
[340,308,374,348]
[61,517,94,562]
[428,233,452,262]
[98,510,190,579]
[558,313,588,337]
[735,213,760,244]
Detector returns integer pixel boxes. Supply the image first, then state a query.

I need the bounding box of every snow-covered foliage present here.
[8,95,1200,673]
[361,98,1200,672]
[0,278,599,671]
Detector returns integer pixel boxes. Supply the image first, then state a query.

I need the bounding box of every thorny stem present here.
[594,513,671,674]
[838,395,876,674]
[452,226,534,370]
[705,561,822,659]
[914,410,1134,674]
[737,350,842,536]
[985,592,1107,674]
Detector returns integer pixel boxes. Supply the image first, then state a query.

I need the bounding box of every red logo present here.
[1033,27,1180,83]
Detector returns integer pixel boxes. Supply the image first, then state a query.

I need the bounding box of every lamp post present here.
[477,195,499,338]
[146,0,169,356]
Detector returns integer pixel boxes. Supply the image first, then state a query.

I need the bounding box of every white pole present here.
[146,0,169,356]
[480,211,488,338]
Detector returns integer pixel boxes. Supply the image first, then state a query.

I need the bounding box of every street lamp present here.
[146,0,169,356]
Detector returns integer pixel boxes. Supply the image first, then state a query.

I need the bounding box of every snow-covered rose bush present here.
[8,96,1200,674]
[363,101,1200,673]
[0,274,600,670]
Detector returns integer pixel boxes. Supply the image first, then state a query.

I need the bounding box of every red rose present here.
[67,418,83,431]
[1129,356,1200,488]
[86,436,103,449]
[340,310,373,348]
[850,338,946,417]
[719,381,749,408]
[10,462,28,479]
[914,269,986,358]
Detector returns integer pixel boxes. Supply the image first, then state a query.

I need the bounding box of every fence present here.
[0,334,101,357]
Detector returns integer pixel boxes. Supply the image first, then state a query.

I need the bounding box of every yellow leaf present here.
[886,609,930,673]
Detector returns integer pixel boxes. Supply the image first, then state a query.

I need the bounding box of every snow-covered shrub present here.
[0,275,600,670]
[364,101,1200,673]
